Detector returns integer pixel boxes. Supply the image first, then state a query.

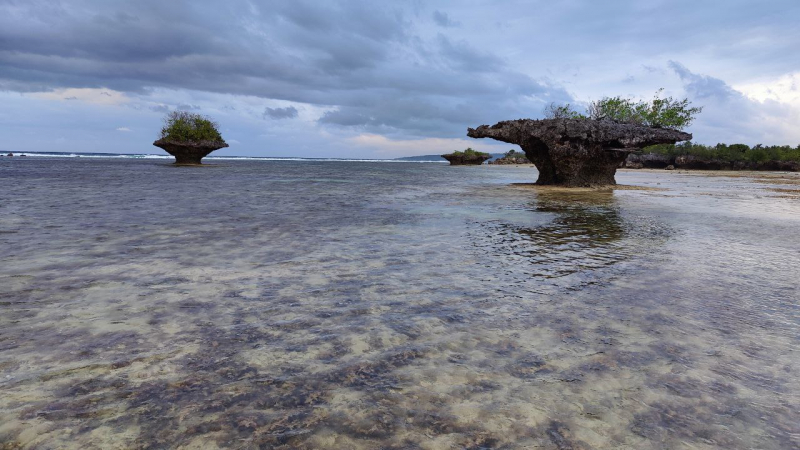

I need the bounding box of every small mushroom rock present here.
[441,149,491,165]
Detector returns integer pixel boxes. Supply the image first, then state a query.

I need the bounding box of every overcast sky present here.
[2,0,799,158]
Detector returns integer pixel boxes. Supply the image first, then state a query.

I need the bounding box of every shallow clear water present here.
[1,159,798,449]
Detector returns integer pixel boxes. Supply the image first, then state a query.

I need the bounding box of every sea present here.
[0,151,447,163]
[1,156,798,449]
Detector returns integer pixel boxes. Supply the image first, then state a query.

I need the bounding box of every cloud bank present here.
[264,106,299,120]
[1,0,798,156]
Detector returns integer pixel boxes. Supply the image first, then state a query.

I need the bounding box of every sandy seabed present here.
[1,159,798,449]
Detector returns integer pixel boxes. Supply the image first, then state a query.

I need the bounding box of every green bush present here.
[643,142,800,162]
[543,102,586,119]
[588,89,702,130]
[159,111,225,143]
[544,89,702,131]
[450,147,490,157]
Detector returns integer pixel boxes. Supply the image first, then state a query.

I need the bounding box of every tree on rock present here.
[468,92,699,187]
[153,111,228,164]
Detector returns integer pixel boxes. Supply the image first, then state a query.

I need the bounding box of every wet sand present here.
[1,159,798,448]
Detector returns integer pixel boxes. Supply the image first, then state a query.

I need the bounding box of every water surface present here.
[1,159,798,449]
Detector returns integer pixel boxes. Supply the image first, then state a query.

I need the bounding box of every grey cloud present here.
[435,34,504,72]
[264,106,298,119]
[0,0,572,139]
[1,5,218,64]
[177,104,201,111]
[669,62,796,145]
[313,29,574,136]
[2,0,798,156]
[432,11,459,28]
[0,1,577,144]
[641,65,662,74]
[669,61,737,101]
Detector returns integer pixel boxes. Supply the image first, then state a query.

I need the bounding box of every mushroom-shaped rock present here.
[468,119,691,186]
[154,111,227,164]
[152,139,228,165]
[441,150,491,165]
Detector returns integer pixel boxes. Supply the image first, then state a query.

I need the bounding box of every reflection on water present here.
[0,159,798,449]
[477,191,630,283]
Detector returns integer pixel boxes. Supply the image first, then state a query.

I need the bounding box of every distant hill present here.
[393,154,446,162]
[394,153,505,162]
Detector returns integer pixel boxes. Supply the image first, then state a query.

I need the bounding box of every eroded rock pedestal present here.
[468,119,691,186]
[441,153,491,165]
[153,139,229,165]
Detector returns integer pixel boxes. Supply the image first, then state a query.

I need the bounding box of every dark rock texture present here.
[153,139,229,165]
[468,119,691,186]
[441,152,491,165]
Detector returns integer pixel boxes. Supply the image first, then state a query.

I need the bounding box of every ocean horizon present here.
[0,150,450,163]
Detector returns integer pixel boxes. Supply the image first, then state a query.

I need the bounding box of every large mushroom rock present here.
[441,152,491,165]
[468,119,691,186]
[152,139,229,165]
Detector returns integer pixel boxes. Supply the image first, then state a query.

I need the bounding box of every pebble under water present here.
[0,158,798,449]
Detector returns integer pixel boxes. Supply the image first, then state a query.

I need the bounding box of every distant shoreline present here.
[0,151,449,163]
[5,152,797,172]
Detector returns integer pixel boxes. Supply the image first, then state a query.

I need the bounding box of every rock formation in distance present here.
[441,149,491,165]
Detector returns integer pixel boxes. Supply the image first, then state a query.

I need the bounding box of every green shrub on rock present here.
[544,89,702,131]
[543,102,586,119]
[159,111,225,143]
[588,89,702,130]
[449,147,490,157]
